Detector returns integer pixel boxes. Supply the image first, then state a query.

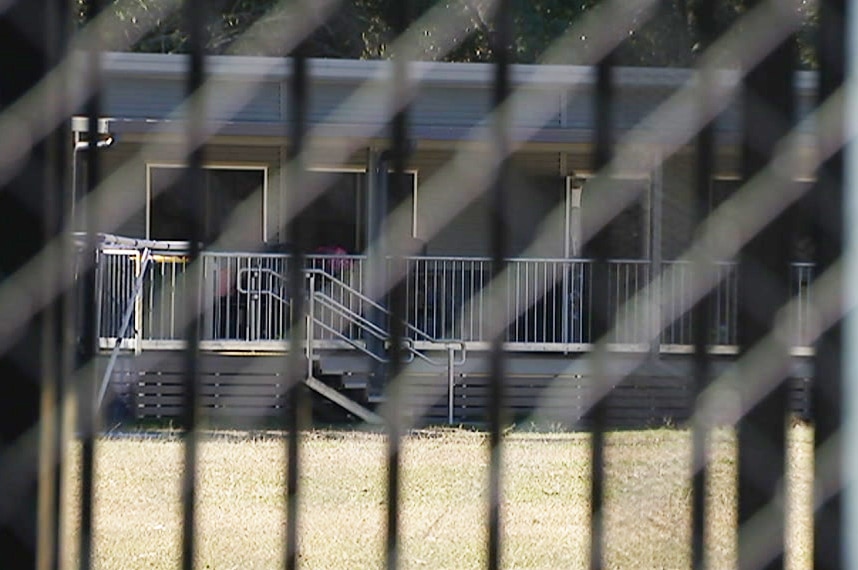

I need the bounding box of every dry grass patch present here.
[61,426,813,569]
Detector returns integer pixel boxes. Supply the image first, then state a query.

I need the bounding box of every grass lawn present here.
[61,426,813,569]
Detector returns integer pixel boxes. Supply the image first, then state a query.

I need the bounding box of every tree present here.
[76,0,817,68]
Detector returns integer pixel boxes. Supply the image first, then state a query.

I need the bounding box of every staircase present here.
[238,266,466,422]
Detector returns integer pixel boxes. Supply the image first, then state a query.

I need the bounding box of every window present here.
[147,164,267,243]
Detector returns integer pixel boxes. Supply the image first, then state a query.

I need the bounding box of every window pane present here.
[149,166,265,243]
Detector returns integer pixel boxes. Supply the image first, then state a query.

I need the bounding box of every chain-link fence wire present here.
[0,0,850,568]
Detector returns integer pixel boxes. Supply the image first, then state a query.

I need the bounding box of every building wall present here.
[411,150,567,257]
[97,134,701,264]
[660,152,695,260]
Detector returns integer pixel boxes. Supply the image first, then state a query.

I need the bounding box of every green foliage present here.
[78,0,818,68]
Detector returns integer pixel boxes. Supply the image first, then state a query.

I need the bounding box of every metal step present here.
[316,353,373,377]
[367,391,386,404]
[340,371,371,390]
[303,376,382,424]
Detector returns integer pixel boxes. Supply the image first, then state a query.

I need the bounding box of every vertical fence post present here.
[692,1,716,567]
[385,2,412,567]
[487,2,512,569]
[586,47,615,570]
[180,2,206,569]
[285,39,309,570]
[844,0,858,562]
[78,1,104,567]
[49,3,72,570]
[0,2,69,567]
[815,0,846,567]
[737,5,796,567]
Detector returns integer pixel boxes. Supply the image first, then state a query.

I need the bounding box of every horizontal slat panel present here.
[135,406,286,419]
[136,373,285,384]
[135,384,286,396]
[136,364,287,376]
[136,395,286,407]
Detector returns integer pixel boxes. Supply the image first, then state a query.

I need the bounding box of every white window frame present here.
[145,162,269,241]
[565,172,652,259]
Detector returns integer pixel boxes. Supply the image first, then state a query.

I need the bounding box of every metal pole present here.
[488,3,511,568]
[447,345,455,425]
[307,273,315,379]
[843,0,858,565]
[692,1,716,564]
[284,43,309,570]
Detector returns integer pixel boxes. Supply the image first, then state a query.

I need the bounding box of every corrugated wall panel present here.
[204,146,280,164]
[511,152,562,176]
[616,87,674,130]
[308,83,386,124]
[413,86,490,127]
[409,149,455,176]
[104,77,282,122]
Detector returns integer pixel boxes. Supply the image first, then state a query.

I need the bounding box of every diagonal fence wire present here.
[0,0,661,454]
[4,0,844,564]
[5,0,804,458]
[0,0,341,360]
[373,0,809,428]
[0,0,504,359]
[0,0,183,193]
[0,0,808,482]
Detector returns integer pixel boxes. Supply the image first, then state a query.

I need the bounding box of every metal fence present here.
[0,0,849,569]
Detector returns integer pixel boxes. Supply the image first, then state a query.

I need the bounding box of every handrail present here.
[315,291,462,366]
[304,268,442,344]
[236,265,466,365]
[238,265,437,343]
[305,268,466,365]
[311,317,388,363]
[312,292,390,342]
[313,293,417,364]
[235,268,290,305]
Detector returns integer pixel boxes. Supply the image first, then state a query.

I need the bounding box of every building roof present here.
[77,51,819,149]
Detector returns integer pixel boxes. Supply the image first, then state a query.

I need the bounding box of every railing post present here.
[306,272,315,379]
[561,262,570,346]
[447,345,455,425]
[134,250,144,354]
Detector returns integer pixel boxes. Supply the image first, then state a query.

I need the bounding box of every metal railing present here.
[403,257,593,345]
[655,260,739,348]
[95,247,141,343]
[95,245,817,352]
